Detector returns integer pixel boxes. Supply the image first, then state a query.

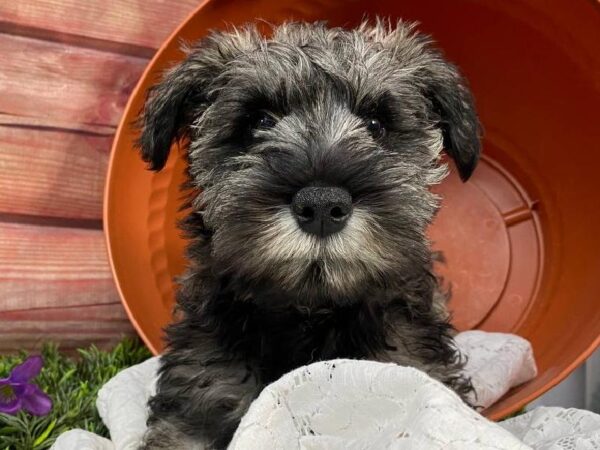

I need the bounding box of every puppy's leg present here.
[139,355,261,450]
[383,292,474,405]
[429,290,475,403]
[384,325,473,404]
[139,418,203,450]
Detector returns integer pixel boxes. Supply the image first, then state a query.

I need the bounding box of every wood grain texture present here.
[0,311,134,353]
[0,222,118,312]
[0,112,116,135]
[0,0,200,352]
[0,123,111,220]
[0,0,201,53]
[0,222,135,352]
[0,33,148,126]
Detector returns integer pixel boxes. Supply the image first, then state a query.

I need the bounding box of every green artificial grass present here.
[0,338,151,450]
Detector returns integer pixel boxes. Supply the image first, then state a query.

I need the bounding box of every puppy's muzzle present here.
[291,186,352,237]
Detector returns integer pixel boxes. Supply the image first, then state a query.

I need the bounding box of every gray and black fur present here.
[136,19,481,450]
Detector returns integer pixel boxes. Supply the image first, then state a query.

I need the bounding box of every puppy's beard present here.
[252,207,392,294]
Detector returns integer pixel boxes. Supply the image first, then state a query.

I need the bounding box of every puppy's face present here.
[138,21,480,300]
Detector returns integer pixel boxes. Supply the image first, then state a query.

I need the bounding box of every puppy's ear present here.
[136,30,243,171]
[363,19,481,181]
[422,56,481,181]
[137,53,204,170]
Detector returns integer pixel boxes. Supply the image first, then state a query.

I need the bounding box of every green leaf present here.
[32,419,56,447]
[59,368,76,384]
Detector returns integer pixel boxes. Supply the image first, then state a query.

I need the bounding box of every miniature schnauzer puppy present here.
[136,19,480,449]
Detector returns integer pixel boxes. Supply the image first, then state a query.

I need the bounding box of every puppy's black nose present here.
[291,187,352,237]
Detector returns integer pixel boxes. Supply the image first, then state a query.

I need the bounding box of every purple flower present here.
[0,355,52,416]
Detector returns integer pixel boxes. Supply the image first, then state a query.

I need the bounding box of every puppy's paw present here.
[139,419,208,450]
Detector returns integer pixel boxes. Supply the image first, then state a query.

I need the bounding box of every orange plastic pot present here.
[105,0,600,420]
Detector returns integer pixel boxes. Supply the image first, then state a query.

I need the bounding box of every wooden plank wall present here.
[0,1,200,353]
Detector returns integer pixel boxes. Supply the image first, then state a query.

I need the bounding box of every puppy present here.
[136,19,480,450]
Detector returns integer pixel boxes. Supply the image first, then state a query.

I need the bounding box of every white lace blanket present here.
[52,331,600,449]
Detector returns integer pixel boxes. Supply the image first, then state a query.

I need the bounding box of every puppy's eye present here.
[366,118,385,138]
[250,111,277,130]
